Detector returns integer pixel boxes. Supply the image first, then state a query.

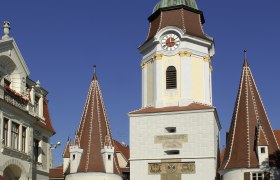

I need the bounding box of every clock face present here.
[161,34,180,51]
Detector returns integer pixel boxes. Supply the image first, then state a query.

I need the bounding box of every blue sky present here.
[2,0,280,166]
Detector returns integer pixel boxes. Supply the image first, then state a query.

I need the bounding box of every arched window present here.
[166,66,177,89]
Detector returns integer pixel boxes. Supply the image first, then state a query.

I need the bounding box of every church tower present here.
[130,1,221,180]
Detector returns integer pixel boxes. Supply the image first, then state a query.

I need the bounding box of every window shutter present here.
[264,172,270,180]
[166,66,177,89]
[244,172,250,180]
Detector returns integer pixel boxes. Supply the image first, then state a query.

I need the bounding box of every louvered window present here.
[166,66,177,89]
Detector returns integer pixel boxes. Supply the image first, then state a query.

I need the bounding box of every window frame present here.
[252,172,264,180]
[11,122,19,150]
[166,66,177,89]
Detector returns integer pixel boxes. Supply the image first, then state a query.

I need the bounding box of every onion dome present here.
[153,0,198,13]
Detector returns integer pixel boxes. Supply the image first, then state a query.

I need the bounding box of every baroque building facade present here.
[0,22,55,180]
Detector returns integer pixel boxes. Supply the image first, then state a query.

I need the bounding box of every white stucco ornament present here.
[2,21,11,40]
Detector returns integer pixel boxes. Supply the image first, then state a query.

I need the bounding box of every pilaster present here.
[179,51,192,106]
[7,119,11,147]
[38,94,43,118]
[19,124,23,151]
[154,58,163,108]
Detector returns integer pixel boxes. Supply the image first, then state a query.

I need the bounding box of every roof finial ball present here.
[2,21,11,40]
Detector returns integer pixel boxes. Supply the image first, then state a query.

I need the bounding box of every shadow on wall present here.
[260,150,280,179]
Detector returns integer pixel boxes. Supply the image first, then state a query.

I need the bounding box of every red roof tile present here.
[220,148,226,164]
[49,167,64,179]
[36,98,55,134]
[114,140,129,161]
[220,58,280,170]
[130,103,214,114]
[273,130,280,147]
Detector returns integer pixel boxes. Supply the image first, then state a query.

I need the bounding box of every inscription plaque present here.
[149,162,195,174]
[155,134,187,149]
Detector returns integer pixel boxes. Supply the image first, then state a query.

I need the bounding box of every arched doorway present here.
[3,165,22,180]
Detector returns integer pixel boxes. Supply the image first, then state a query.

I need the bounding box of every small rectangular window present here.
[165,127,176,133]
[165,150,179,155]
[252,172,264,180]
[108,155,111,160]
[261,147,266,154]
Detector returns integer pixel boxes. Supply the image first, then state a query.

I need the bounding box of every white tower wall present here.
[130,110,220,180]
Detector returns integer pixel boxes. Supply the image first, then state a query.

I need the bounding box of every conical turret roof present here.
[220,54,280,170]
[73,72,120,174]
[63,137,71,158]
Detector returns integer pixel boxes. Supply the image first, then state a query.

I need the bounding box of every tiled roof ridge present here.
[77,80,95,144]
[84,80,97,172]
[97,81,121,174]
[130,102,214,114]
[192,101,215,108]
[245,66,251,167]
[129,105,154,114]
[257,125,269,146]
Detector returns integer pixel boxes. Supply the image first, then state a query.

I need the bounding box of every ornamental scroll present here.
[148,162,195,174]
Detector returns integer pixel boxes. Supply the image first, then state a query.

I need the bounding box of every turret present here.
[101,135,115,173]
[69,135,83,174]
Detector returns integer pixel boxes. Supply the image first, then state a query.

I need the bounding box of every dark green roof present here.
[153,0,199,13]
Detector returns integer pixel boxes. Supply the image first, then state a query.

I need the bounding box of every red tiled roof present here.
[49,166,64,179]
[114,140,129,161]
[130,103,214,114]
[220,58,280,170]
[220,148,226,164]
[274,130,280,146]
[143,7,209,46]
[0,176,5,180]
[73,75,120,174]
[36,98,55,134]
[257,127,269,146]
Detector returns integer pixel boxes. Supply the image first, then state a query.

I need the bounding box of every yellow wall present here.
[191,57,204,102]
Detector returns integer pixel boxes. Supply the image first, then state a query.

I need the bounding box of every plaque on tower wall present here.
[154,134,188,149]
[148,162,195,174]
